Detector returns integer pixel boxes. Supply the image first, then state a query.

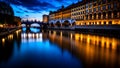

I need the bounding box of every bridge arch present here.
[31,23,40,27]
[21,24,26,27]
[62,20,71,27]
[55,21,61,27]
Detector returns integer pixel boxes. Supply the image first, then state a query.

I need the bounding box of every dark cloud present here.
[7,0,58,12]
[1,0,78,20]
[16,11,22,13]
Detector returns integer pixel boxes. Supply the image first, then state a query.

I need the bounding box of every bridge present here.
[21,20,48,29]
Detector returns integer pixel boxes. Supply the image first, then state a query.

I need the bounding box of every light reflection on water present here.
[0,28,120,68]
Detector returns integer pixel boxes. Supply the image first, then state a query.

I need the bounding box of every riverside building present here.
[49,0,120,27]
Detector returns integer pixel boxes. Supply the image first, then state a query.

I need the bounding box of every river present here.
[0,27,120,68]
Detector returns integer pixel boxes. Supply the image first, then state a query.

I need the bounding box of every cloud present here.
[2,0,78,21]
[7,0,57,12]
[16,11,22,13]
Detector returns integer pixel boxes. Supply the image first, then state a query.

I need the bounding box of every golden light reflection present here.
[70,33,73,40]
[16,30,21,37]
[8,34,13,40]
[2,38,5,46]
[74,34,119,50]
[47,31,120,67]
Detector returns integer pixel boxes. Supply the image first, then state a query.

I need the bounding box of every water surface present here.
[0,28,120,68]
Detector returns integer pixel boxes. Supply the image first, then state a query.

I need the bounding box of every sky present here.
[2,0,81,21]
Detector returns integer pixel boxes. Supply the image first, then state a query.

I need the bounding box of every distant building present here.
[43,15,49,23]
[14,16,21,26]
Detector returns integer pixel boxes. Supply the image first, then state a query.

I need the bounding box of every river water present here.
[0,28,120,68]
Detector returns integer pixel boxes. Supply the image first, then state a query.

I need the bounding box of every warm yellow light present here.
[2,38,5,43]
[0,24,3,27]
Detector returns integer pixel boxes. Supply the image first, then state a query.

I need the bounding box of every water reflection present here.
[0,28,120,68]
[45,30,120,68]
[22,27,41,33]
[0,29,81,68]
[21,33,43,42]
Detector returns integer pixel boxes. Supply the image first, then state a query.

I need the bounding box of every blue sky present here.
[2,0,81,21]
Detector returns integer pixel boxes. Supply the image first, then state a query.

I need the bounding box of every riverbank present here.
[47,25,120,34]
[0,27,21,37]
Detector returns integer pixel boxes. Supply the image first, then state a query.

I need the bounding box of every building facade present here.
[49,0,120,27]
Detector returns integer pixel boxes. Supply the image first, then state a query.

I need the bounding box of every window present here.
[114,3,117,8]
[90,14,92,20]
[93,3,96,6]
[94,14,96,19]
[108,0,111,3]
[98,6,101,11]
[108,4,111,10]
[86,10,89,13]
[102,6,106,10]
[94,8,96,12]
[89,9,92,13]
[102,0,106,4]
[89,4,92,8]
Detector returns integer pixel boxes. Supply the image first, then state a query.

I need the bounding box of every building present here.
[14,16,21,26]
[49,0,120,27]
[0,1,14,25]
[43,14,49,23]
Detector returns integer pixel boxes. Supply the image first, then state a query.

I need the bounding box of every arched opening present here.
[89,22,91,25]
[104,21,106,25]
[63,20,70,27]
[108,21,112,25]
[55,21,61,27]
